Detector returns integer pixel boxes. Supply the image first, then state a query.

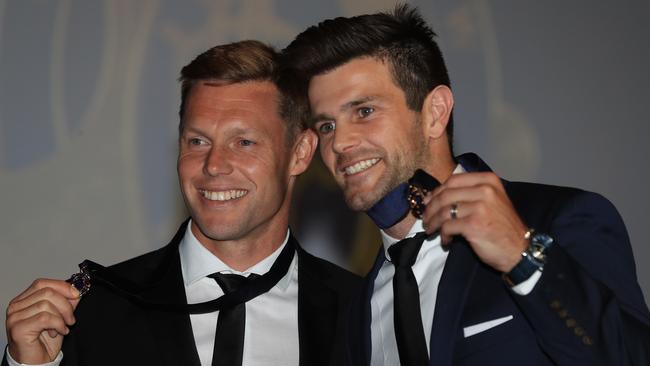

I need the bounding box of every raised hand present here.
[6,279,80,364]
[422,172,528,273]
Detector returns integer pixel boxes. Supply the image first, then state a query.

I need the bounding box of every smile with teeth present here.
[344,158,380,175]
[200,189,248,201]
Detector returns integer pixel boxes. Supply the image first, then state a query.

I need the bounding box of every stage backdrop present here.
[2,0,649,348]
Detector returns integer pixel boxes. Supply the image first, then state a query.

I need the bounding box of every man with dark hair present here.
[4,40,360,366]
[280,5,650,365]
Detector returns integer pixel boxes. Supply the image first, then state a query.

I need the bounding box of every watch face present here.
[530,233,553,262]
[531,244,546,261]
[532,233,554,248]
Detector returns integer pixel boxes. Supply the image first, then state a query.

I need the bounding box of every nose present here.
[331,121,360,155]
[203,146,234,177]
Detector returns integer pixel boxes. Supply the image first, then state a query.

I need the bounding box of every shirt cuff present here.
[5,347,63,366]
[511,269,542,296]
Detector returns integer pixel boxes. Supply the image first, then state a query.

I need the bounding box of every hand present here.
[6,279,81,364]
[422,172,528,273]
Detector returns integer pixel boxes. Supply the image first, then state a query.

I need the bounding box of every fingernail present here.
[70,285,80,298]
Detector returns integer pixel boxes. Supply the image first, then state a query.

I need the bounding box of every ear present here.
[421,85,454,140]
[289,129,318,176]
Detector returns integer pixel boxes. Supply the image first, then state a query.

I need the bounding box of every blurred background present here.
[2,0,649,348]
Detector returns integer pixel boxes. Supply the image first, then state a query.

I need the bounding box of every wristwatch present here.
[502,229,554,287]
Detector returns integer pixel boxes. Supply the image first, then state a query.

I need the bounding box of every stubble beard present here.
[343,119,428,212]
[343,154,413,211]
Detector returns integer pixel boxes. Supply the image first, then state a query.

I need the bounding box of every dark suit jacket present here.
[347,153,650,366]
[3,221,361,366]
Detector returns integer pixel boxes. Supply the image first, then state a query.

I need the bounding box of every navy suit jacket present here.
[347,153,650,365]
[3,221,361,366]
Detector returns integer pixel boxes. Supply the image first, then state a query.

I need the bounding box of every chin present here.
[344,190,381,212]
[193,217,240,241]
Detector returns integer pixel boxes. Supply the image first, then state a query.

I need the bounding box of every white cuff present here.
[5,347,63,366]
[511,269,542,296]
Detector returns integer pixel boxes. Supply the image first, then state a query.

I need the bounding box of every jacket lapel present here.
[456,152,492,173]
[360,246,387,366]
[137,222,202,366]
[426,153,490,365]
[295,237,339,366]
[428,238,479,366]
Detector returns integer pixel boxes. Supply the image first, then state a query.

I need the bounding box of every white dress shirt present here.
[181,221,300,366]
[369,165,540,366]
[370,218,449,366]
[7,220,300,366]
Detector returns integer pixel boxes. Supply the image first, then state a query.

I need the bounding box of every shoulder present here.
[457,152,619,220]
[296,245,362,294]
[103,244,176,284]
[505,180,586,207]
[504,180,622,227]
[101,220,187,284]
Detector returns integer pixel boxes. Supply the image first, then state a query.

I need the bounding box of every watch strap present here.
[503,251,541,287]
[503,229,554,287]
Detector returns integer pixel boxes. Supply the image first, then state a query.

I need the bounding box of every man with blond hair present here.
[4,40,360,366]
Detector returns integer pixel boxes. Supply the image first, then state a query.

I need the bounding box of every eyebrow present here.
[180,125,204,136]
[310,95,378,125]
[181,123,258,139]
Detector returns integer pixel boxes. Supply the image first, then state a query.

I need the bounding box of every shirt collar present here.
[179,220,293,289]
[380,163,465,260]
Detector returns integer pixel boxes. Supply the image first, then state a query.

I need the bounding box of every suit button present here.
[566,318,577,328]
[550,300,561,309]
[574,327,585,336]
[582,336,593,346]
[557,309,568,318]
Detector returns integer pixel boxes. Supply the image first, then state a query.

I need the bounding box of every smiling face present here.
[178,81,296,247]
[309,57,430,211]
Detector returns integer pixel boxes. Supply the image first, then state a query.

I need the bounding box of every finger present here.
[427,184,445,202]
[439,216,471,245]
[442,172,504,191]
[427,173,499,202]
[423,200,478,234]
[7,299,75,327]
[14,279,80,303]
[9,288,77,325]
[425,186,492,215]
[69,297,81,311]
[8,311,70,344]
[422,201,447,234]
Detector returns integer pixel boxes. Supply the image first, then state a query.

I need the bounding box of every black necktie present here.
[388,232,429,366]
[209,273,260,366]
[67,234,296,314]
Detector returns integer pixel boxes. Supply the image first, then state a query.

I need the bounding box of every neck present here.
[384,213,416,239]
[191,221,288,272]
[191,191,293,271]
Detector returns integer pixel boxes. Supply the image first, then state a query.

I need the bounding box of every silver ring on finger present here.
[450,203,459,220]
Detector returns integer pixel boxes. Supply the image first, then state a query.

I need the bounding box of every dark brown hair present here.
[279,4,454,153]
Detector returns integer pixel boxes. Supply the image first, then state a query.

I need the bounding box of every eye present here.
[188,137,206,146]
[357,107,374,118]
[317,121,336,135]
[239,139,255,147]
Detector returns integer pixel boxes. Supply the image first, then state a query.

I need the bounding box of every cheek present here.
[238,155,279,186]
[319,143,337,172]
[177,155,201,180]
